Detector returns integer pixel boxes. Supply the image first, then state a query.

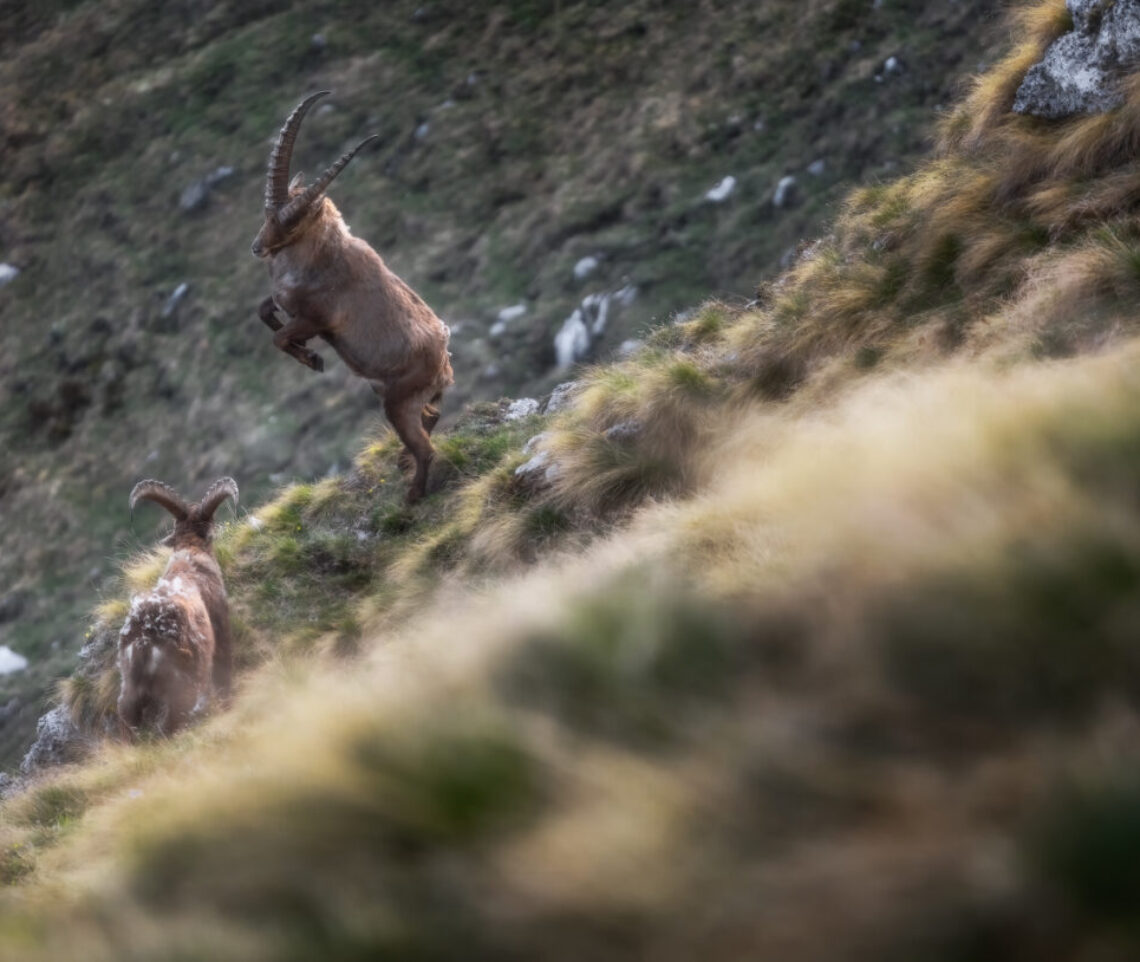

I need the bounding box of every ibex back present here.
[118,478,237,739]
[252,92,454,503]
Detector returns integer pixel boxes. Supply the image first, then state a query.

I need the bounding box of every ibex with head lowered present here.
[252,92,454,504]
[117,478,237,739]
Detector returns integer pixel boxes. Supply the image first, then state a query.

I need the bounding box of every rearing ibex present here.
[252,91,454,504]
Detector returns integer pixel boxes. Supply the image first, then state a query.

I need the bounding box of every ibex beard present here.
[252,91,454,504]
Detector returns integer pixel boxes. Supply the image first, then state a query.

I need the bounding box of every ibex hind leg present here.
[385,394,435,504]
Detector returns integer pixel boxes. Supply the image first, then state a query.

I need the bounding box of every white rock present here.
[504,397,540,421]
[0,646,27,675]
[0,263,19,287]
[497,303,527,324]
[618,339,643,358]
[248,516,265,532]
[705,175,737,203]
[489,320,507,337]
[415,121,431,140]
[807,159,826,177]
[884,55,903,75]
[573,255,600,281]
[554,310,591,369]
[773,175,798,209]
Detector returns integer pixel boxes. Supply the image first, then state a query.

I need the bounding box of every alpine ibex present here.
[252,91,454,503]
[117,478,237,739]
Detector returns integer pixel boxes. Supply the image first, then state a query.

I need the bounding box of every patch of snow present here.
[705,175,737,203]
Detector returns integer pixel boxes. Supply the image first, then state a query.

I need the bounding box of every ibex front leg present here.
[257,297,324,372]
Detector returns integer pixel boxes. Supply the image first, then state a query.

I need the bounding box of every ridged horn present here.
[278,134,380,227]
[265,91,330,213]
[196,477,239,523]
[129,480,189,522]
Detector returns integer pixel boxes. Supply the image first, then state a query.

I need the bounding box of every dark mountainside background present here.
[0,0,1005,765]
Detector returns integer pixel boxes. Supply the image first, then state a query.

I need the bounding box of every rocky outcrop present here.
[20,706,89,774]
[1014,0,1140,118]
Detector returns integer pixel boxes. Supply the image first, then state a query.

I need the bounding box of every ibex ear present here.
[289,171,305,192]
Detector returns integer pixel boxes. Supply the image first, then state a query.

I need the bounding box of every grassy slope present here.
[2,3,1140,958]
[0,0,1007,764]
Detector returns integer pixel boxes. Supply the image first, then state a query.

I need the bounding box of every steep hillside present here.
[0,0,1008,763]
[2,2,1140,958]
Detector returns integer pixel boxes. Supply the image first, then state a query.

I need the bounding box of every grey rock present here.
[603,420,640,443]
[161,282,189,319]
[573,255,600,281]
[497,303,527,324]
[543,381,580,414]
[807,159,826,177]
[1014,0,1140,118]
[0,263,19,287]
[773,175,799,209]
[179,165,236,212]
[310,32,327,50]
[504,397,540,421]
[21,706,90,775]
[705,175,737,203]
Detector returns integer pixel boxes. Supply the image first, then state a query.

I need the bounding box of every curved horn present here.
[265,91,330,213]
[195,477,239,523]
[130,480,189,522]
[278,134,380,227]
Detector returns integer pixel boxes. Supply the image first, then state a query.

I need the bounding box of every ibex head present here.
[251,92,379,259]
[130,478,239,548]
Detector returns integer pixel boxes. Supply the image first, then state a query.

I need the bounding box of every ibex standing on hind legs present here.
[117,478,237,739]
[252,91,454,504]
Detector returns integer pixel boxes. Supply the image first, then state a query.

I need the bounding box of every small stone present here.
[807,159,826,177]
[705,175,737,203]
[573,255,600,280]
[161,282,190,318]
[489,320,507,337]
[310,33,327,50]
[497,303,527,324]
[248,516,264,532]
[504,397,540,421]
[773,175,798,209]
[883,55,904,76]
[0,263,20,287]
[618,339,643,358]
[415,121,431,140]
